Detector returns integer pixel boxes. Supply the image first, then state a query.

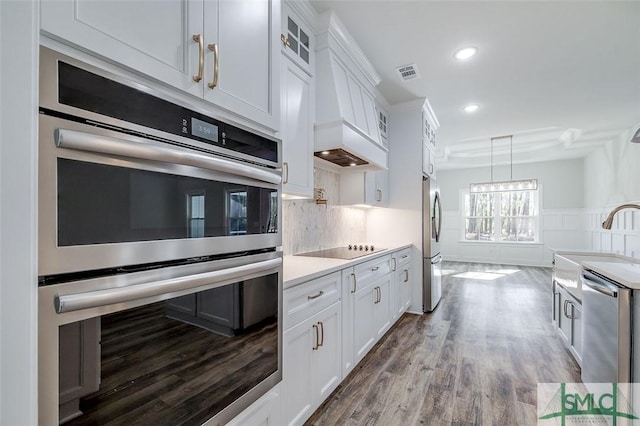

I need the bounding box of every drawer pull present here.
[307,290,324,300]
[401,255,409,259]
[371,266,379,272]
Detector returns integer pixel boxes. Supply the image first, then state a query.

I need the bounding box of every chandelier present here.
[469,135,538,193]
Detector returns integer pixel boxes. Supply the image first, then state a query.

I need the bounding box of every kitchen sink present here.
[553,250,634,300]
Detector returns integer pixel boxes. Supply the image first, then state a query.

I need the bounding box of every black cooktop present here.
[296,245,387,260]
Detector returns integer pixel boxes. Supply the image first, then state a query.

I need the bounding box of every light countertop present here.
[552,249,640,294]
[284,243,412,289]
[582,261,640,289]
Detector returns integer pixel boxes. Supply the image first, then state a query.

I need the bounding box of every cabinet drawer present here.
[396,248,411,268]
[354,255,391,292]
[284,272,341,330]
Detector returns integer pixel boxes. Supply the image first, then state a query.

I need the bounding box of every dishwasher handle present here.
[582,270,620,297]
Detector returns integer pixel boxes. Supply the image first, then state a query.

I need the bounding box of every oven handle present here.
[54,257,282,314]
[56,128,281,185]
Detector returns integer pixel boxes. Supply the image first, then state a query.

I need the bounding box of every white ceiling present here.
[310,0,640,170]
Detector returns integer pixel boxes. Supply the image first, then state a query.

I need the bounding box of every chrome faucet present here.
[602,203,640,229]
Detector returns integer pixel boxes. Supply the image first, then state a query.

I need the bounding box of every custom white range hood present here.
[314,11,388,170]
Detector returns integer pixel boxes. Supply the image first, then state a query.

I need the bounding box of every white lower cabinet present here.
[373,275,392,339]
[226,384,281,426]
[347,255,392,367]
[554,281,583,366]
[282,272,342,426]
[353,281,376,362]
[392,249,412,319]
[283,247,412,424]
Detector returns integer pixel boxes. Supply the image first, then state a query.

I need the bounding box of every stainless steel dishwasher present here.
[581,269,632,383]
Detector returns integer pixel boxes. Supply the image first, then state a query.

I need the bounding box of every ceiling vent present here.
[396,63,421,81]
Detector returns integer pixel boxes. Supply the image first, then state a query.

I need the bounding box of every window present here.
[188,192,205,238]
[227,190,247,235]
[463,189,539,242]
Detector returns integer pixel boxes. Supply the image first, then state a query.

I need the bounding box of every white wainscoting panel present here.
[442,209,585,266]
[585,202,640,261]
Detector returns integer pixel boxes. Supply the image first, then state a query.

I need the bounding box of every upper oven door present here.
[39,114,281,277]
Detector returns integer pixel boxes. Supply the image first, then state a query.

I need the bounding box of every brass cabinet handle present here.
[351,273,356,294]
[283,162,289,184]
[307,290,324,300]
[208,43,219,89]
[391,258,397,272]
[403,269,409,283]
[192,34,204,82]
[312,324,319,350]
[280,33,291,47]
[318,321,324,347]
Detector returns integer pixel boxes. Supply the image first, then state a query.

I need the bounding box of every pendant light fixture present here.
[469,135,538,193]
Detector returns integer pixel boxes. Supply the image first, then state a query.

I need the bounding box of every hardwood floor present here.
[306,261,582,426]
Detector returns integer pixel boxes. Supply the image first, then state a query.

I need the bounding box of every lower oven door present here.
[38,251,282,426]
[39,113,281,276]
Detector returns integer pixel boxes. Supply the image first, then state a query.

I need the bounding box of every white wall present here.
[583,126,640,208]
[437,158,585,266]
[0,1,39,424]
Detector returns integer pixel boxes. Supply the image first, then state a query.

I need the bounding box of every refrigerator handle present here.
[433,190,442,242]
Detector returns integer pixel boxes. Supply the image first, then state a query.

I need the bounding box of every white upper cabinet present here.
[422,101,439,178]
[281,55,314,198]
[340,170,388,207]
[202,0,279,130]
[41,0,280,132]
[281,3,314,74]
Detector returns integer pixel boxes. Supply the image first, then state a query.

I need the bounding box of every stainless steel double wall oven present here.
[38,48,282,426]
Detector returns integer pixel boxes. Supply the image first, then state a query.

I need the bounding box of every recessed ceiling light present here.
[321,150,330,155]
[455,47,478,60]
[349,162,357,167]
[464,104,479,113]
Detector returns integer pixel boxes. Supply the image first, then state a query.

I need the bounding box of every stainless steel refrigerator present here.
[423,176,443,312]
